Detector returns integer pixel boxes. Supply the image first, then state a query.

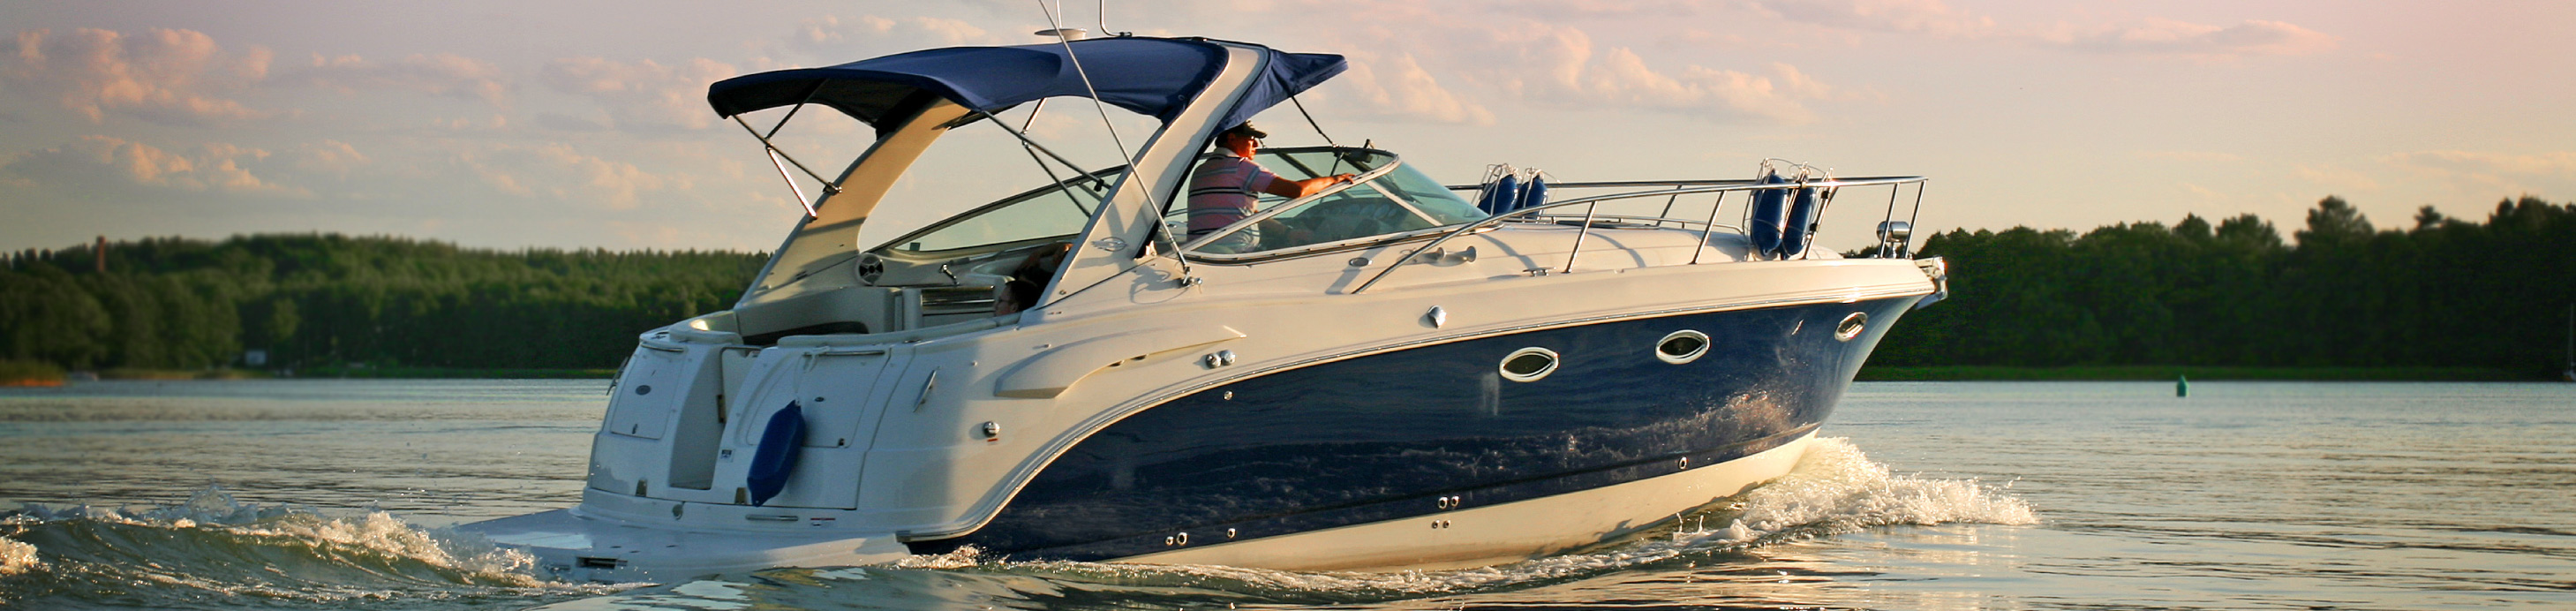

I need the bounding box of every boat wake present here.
[0,439,2027,609]
[0,487,625,609]
[533,437,2036,610]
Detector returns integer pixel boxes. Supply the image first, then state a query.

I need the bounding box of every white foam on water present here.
[0,534,38,576]
[232,510,545,582]
[10,485,601,594]
[892,545,986,570]
[1709,436,2038,540]
[938,437,2037,600]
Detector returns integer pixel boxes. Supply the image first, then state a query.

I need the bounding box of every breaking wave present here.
[0,487,622,609]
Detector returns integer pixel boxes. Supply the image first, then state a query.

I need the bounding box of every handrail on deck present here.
[1351,176,1928,295]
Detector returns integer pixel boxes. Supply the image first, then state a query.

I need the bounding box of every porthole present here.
[1498,347,1560,382]
[1834,313,1869,342]
[1655,330,1711,364]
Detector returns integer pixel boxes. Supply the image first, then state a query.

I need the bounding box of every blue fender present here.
[1477,174,1521,215]
[1779,186,1822,258]
[746,402,806,507]
[1516,176,1549,211]
[1747,172,1790,255]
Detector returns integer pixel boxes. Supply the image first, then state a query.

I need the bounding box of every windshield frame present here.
[1170,146,1487,264]
[865,163,1129,260]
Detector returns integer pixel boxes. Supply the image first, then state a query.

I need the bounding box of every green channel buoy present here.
[2176,374,2189,397]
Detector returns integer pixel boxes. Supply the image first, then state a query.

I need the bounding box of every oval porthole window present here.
[1499,347,1560,382]
[1655,330,1710,364]
[1834,312,1869,342]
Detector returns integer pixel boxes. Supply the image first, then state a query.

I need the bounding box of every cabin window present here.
[1655,330,1710,364]
[1835,313,1869,342]
[1498,347,1560,382]
[886,167,1118,254]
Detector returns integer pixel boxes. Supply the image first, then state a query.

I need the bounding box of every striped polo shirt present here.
[1185,155,1279,239]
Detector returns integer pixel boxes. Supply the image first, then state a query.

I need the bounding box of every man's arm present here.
[1260,173,1358,199]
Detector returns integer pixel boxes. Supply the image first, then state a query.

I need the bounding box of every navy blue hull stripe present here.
[909,296,1918,561]
[960,422,1819,562]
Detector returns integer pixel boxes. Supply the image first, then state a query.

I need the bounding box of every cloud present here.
[0,135,303,195]
[1268,4,1840,124]
[285,52,510,105]
[452,143,683,211]
[2383,150,2576,194]
[1748,0,1997,37]
[1742,1,2335,58]
[2045,19,2339,57]
[4,27,273,125]
[539,57,738,131]
[292,140,369,177]
[2135,150,2248,163]
[1333,52,1495,124]
[1473,22,1831,123]
[537,112,610,132]
[2294,162,2380,192]
[790,15,1007,57]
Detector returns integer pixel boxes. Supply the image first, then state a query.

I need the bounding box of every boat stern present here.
[459,508,911,584]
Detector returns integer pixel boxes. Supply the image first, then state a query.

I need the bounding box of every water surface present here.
[3,380,2569,609]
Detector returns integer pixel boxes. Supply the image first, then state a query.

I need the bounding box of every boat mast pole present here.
[1036,2,1193,283]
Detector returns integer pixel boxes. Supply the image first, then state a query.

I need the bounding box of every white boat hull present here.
[463,432,1817,581]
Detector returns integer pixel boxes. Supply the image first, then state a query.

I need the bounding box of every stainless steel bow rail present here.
[1348,176,1929,295]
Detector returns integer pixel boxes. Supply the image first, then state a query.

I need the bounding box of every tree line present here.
[1872,195,2576,377]
[1,234,763,371]
[3,195,2571,376]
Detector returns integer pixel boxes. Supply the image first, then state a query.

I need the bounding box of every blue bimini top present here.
[705,37,1345,132]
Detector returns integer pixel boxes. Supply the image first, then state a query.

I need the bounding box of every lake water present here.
[3,380,2570,609]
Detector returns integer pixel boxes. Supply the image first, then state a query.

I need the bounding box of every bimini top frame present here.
[710,38,1347,309]
[708,37,1344,133]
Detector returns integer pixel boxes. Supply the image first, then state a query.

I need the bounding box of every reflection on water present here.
[3,380,2573,610]
[0,380,605,524]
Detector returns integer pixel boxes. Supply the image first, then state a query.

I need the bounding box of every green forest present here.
[1873,195,2576,378]
[0,234,762,375]
[2,195,2572,380]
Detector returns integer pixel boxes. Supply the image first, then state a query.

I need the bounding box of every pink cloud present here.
[286,52,510,106]
[2047,19,2339,57]
[1469,20,1832,123]
[791,15,1006,56]
[1741,1,2337,57]
[0,135,302,195]
[1334,51,1496,125]
[4,27,272,125]
[539,57,739,130]
[1748,0,1998,37]
[2383,150,2576,195]
[451,143,683,211]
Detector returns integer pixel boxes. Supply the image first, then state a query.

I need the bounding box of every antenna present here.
[1096,0,1126,37]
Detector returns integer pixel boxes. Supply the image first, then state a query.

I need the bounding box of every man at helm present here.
[1183,123,1354,253]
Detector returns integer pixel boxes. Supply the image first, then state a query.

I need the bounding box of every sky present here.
[3,0,2571,254]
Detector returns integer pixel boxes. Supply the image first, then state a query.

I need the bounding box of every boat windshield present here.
[1172,147,1483,257]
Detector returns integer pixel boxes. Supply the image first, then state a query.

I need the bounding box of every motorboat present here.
[461,35,1948,582]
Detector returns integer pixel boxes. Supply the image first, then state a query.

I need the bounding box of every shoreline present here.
[299,366,617,379]
[1857,365,2537,381]
[9,366,2550,383]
